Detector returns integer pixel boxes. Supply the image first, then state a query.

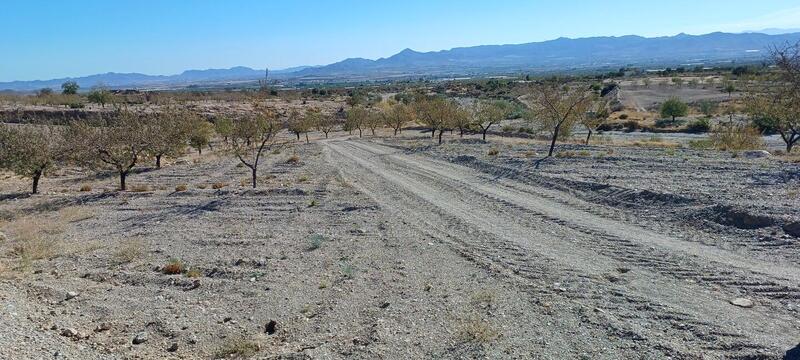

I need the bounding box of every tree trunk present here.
[305,133,309,144]
[296,132,300,141]
[155,155,162,169]
[548,123,561,157]
[251,168,258,188]
[324,132,329,139]
[482,127,488,141]
[438,129,444,145]
[119,171,127,191]
[358,128,362,138]
[585,129,592,145]
[198,147,202,155]
[431,129,436,138]
[394,128,398,136]
[31,173,41,194]
[459,128,464,137]
[371,128,375,136]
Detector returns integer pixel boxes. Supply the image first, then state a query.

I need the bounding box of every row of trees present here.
[0,108,213,194]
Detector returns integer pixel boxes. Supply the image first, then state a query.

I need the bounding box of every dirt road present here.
[326,139,800,358]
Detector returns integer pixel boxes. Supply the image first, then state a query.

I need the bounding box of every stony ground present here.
[1,130,800,359]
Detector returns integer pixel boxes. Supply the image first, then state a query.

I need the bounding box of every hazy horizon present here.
[3,0,800,82]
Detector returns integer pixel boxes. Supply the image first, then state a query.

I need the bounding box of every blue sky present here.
[2,0,800,82]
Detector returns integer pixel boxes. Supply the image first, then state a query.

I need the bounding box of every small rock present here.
[265,320,277,335]
[379,302,390,309]
[188,335,198,344]
[783,221,800,238]
[132,332,148,344]
[94,323,111,332]
[166,343,179,352]
[742,150,771,158]
[65,291,79,300]
[60,328,78,337]
[730,298,755,308]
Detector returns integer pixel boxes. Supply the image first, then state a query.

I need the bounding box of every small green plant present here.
[340,262,355,278]
[297,175,309,183]
[308,199,318,207]
[307,234,325,251]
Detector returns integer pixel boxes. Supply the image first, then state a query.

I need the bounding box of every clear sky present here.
[2,0,800,82]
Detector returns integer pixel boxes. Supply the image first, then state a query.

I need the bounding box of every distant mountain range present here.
[2,31,799,91]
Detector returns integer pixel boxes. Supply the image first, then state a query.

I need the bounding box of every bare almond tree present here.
[66,110,149,191]
[226,106,282,188]
[745,42,800,153]
[580,97,610,145]
[0,125,67,194]
[472,99,512,141]
[346,106,368,138]
[385,102,415,136]
[314,111,339,139]
[144,107,190,168]
[522,81,592,157]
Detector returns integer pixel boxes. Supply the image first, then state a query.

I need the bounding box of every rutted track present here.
[325,139,800,358]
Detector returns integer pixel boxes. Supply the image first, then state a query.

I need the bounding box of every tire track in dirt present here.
[325,139,800,358]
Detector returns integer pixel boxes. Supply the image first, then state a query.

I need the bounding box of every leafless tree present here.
[579,97,610,145]
[0,125,68,194]
[144,107,190,168]
[472,100,512,141]
[745,42,800,153]
[226,106,282,188]
[66,110,149,191]
[522,81,592,157]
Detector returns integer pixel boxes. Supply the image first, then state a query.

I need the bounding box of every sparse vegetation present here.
[162,259,185,275]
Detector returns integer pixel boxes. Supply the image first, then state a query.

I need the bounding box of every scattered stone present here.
[188,335,198,344]
[132,332,148,345]
[65,291,79,300]
[94,323,111,332]
[742,150,771,158]
[166,342,179,352]
[379,302,390,309]
[730,298,755,308]
[60,328,78,337]
[783,222,800,238]
[265,320,277,335]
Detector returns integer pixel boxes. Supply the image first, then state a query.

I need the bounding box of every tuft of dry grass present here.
[175,184,188,192]
[162,259,185,275]
[297,175,309,183]
[185,268,203,278]
[79,185,93,192]
[4,217,64,265]
[114,238,145,263]
[58,206,95,223]
[487,148,499,156]
[471,290,496,308]
[212,182,227,190]
[196,184,208,189]
[286,155,301,164]
[128,184,150,193]
[213,337,261,359]
[457,316,500,343]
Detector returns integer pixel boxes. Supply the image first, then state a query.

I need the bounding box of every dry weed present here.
[114,238,145,263]
[457,316,499,343]
[58,206,95,223]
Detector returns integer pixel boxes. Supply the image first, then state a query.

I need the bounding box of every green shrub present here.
[685,118,710,133]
